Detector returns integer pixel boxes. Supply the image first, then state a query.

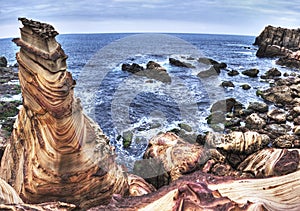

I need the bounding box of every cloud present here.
[1,0,300,38]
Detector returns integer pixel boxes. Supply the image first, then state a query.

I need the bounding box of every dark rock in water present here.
[206,111,226,124]
[247,102,268,113]
[198,57,219,65]
[221,81,235,88]
[146,61,166,72]
[0,57,7,67]
[227,70,239,76]
[169,58,194,68]
[210,98,244,114]
[178,123,192,132]
[242,69,259,77]
[122,63,144,73]
[241,84,251,90]
[197,66,220,78]
[224,117,241,128]
[261,68,282,79]
[122,131,134,148]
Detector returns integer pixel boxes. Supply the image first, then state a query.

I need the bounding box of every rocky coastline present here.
[254,25,300,69]
[0,19,300,210]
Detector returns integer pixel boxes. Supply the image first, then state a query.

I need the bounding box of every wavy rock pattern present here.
[205,131,270,154]
[0,18,131,209]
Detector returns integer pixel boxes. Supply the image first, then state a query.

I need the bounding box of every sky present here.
[1,0,300,38]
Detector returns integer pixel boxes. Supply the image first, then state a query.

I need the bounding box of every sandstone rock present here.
[144,132,210,181]
[245,113,266,129]
[267,109,287,123]
[205,131,270,154]
[0,17,153,209]
[261,68,282,79]
[0,56,8,67]
[242,68,259,77]
[238,148,299,177]
[293,125,300,135]
[274,135,299,148]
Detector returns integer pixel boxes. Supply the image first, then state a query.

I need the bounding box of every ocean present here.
[0,33,296,169]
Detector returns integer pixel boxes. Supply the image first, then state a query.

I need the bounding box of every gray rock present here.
[169,58,194,68]
[0,57,7,67]
[221,81,235,88]
[242,69,259,77]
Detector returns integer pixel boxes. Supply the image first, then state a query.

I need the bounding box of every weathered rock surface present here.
[0,18,153,209]
[254,25,300,68]
[261,67,282,79]
[205,131,270,155]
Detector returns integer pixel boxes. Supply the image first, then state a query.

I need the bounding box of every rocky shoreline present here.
[0,19,300,210]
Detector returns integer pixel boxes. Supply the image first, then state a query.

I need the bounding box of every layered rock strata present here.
[254,25,300,68]
[0,18,133,209]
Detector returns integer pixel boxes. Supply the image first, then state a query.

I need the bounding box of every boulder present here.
[0,56,7,67]
[169,58,194,68]
[277,50,300,69]
[261,68,282,79]
[241,84,251,90]
[122,63,144,73]
[245,113,266,129]
[221,81,235,88]
[146,61,166,72]
[260,85,293,105]
[267,109,287,123]
[227,70,239,76]
[242,69,259,77]
[247,102,268,113]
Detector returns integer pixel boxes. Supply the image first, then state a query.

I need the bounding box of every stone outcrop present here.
[254,25,300,68]
[0,18,153,209]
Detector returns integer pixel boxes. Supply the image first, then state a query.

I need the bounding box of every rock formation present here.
[0,18,154,209]
[254,25,300,68]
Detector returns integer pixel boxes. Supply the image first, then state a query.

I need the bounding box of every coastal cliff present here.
[254,25,300,68]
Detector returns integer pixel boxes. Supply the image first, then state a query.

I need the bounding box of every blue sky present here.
[1,0,300,38]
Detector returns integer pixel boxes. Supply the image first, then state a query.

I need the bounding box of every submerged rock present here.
[241,84,251,90]
[242,68,259,77]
